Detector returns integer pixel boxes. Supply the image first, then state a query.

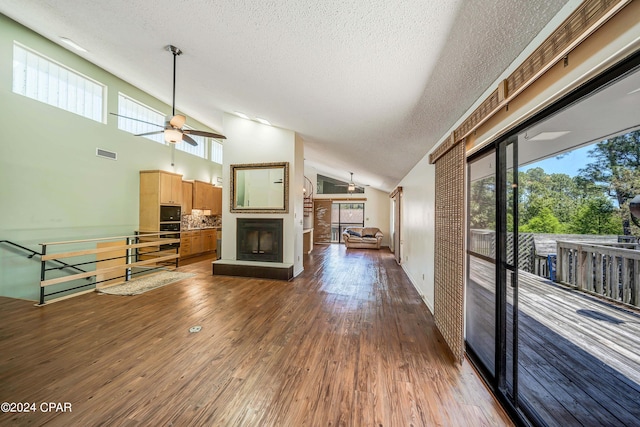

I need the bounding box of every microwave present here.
[160,205,181,222]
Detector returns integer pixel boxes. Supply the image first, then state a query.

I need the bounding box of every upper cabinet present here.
[159,172,182,205]
[193,181,222,214]
[182,181,193,215]
[211,187,222,215]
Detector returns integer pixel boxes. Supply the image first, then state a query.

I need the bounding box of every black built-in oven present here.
[159,223,180,250]
[160,205,181,222]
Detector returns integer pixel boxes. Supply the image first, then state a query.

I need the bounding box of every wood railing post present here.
[557,243,564,283]
[39,244,47,305]
[577,245,585,291]
[631,260,640,307]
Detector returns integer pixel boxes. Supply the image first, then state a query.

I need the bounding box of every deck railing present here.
[556,240,640,307]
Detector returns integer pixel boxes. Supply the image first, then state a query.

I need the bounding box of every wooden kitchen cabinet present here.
[180,229,217,260]
[139,170,183,231]
[182,181,193,215]
[180,231,196,258]
[159,171,182,205]
[193,180,213,210]
[191,232,203,254]
[202,229,216,252]
[211,187,222,215]
[193,181,222,213]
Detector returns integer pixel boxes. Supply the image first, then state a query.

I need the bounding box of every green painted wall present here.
[0,14,223,300]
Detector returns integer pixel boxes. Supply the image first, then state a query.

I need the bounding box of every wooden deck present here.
[468,257,640,427]
[0,245,511,426]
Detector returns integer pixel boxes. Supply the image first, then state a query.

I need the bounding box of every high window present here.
[317,174,364,194]
[118,93,211,159]
[175,126,206,159]
[117,93,165,144]
[12,42,105,123]
[211,140,223,164]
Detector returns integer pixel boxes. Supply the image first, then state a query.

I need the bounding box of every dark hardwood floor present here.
[0,244,511,426]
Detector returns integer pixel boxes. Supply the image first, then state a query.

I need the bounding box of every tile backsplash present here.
[182,210,221,229]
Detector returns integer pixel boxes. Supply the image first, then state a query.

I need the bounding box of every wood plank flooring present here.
[0,245,511,426]
[468,256,640,427]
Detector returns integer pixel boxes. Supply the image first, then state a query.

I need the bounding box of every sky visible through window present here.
[520,144,592,176]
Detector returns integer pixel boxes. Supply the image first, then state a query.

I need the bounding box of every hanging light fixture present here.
[347,172,356,193]
[165,128,182,143]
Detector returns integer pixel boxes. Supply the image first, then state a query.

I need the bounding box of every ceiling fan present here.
[336,172,367,192]
[111,45,226,146]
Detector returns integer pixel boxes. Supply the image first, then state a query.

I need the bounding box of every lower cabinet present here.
[203,229,215,252]
[180,229,217,259]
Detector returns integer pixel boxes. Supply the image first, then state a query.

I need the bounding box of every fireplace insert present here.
[236,218,283,262]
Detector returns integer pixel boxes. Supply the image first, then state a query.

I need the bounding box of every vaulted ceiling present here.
[0,0,573,191]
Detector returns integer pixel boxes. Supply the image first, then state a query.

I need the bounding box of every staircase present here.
[304,176,314,217]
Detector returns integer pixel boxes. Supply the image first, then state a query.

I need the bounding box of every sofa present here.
[342,227,384,249]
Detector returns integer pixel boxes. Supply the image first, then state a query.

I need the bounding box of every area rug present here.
[97,271,195,295]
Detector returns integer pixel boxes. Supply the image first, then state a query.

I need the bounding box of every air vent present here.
[96,148,117,160]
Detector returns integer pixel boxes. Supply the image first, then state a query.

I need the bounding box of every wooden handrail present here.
[40,254,179,287]
[40,231,179,246]
[41,238,180,261]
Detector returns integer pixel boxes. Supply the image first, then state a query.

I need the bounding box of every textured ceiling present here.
[0,0,572,191]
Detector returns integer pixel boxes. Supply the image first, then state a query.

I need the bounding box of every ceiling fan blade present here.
[134,130,165,137]
[182,134,198,147]
[110,112,164,128]
[183,129,227,139]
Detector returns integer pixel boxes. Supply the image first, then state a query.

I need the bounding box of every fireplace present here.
[237,218,283,263]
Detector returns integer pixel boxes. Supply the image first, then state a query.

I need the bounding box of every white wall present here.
[221,113,304,275]
[398,157,436,312]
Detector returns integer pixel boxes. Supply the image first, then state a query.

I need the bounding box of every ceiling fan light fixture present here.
[348,183,356,192]
[170,114,186,128]
[165,128,182,143]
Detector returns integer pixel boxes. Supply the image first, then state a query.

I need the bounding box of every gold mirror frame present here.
[230,162,289,213]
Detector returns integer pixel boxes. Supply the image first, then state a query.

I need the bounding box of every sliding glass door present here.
[466,56,640,427]
[331,203,365,242]
[466,135,520,405]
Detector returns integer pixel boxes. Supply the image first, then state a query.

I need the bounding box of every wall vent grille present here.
[96,148,117,160]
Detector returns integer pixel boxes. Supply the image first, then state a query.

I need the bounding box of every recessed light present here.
[526,131,571,141]
[60,37,87,52]
[234,111,250,119]
[255,118,271,126]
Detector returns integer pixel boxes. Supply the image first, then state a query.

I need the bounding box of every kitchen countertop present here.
[183,226,222,230]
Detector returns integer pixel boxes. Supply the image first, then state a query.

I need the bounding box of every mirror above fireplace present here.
[230,162,289,213]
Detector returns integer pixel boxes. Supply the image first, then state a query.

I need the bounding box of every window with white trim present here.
[12,42,105,122]
[117,93,165,144]
[211,140,223,164]
[175,128,206,158]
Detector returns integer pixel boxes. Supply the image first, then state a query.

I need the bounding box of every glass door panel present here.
[466,152,497,376]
